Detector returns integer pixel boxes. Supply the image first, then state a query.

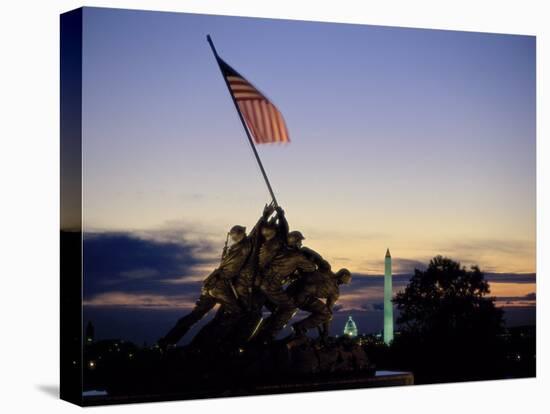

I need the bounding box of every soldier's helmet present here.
[230,225,246,235]
[288,230,305,241]
[335,268,352,284]
[261,221,278,239]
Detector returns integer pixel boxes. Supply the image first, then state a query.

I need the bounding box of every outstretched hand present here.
[263,202,275,218]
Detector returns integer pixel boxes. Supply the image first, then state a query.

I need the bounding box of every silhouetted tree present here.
[391,255,505,383]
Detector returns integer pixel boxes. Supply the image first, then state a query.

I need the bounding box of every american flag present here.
[218,57,290,144]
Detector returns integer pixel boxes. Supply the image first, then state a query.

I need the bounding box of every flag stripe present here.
[250,100,264,142]
[260,101,270,141]
[220,57,290,144]
[267,104,278,142]
[246,100,263,143]
[250,100,262,141]
[233,93,264,100]
[268,104,281,142]
[239,101,255,139]
[276,109,289,142]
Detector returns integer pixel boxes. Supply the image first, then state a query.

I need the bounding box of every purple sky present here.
[77,7,536,340]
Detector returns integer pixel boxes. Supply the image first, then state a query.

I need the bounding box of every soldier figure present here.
[209,204,276,345]
[257,207,289,276]
[166,204,276,349]
[266,229,334,339]
[286,230,331,273]
[158,224,253,348]
[253,207,323,342]
[232,204,276,305]
[289,268,352,340]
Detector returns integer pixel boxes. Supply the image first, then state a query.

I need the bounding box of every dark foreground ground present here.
[82,336,411,405]
[80,325,535,406]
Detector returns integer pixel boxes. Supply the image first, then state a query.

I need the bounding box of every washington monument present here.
[384,248,394,344]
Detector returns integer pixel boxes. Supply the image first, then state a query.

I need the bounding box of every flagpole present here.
[206,34,279,207]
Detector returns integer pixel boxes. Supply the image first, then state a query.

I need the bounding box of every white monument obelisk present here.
[384,248,394,344]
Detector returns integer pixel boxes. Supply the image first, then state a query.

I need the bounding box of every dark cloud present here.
[485,273,536,284]
[339,272,536,312]
[332,304,344,312]
[83,232,211,300]
[360,302,384,311]
[392,258,427,273]
[361,258,427,275]
[494,292,536,303]
[348,271,536,287]
[342,273,412,290]
[338,274,411,310]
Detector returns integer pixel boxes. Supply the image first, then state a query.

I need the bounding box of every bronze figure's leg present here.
[161,294,217,346]
[234,281,252,310]
[293,298,332,336]
[189,305,243,350]
[257,287,296,341]
[209,284,242,315]
[227,284,264,342]
[185,281,246,348]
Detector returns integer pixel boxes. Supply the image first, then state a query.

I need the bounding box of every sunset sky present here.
[76,7,536,341]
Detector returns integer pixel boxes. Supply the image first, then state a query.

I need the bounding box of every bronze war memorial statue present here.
[159,203,353,354]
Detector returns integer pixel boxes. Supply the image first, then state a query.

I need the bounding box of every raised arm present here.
[248,203,275,240]
[275,206,289,242]
[301,246,331,273]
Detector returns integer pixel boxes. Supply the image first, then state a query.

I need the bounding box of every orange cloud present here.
[83,292,196,309]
